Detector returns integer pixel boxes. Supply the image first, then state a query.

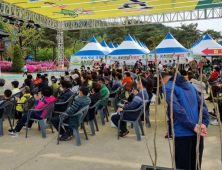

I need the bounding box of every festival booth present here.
[70,37,109,70]
[101,40,112,53]
[107,35,147,66]
[115,43,119,48]
[190,34,222,62]
[149,32,191,63]
[108,42,115,52]
[138,40,150,54]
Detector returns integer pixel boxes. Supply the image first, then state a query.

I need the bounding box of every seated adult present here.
[51,86,91,141]
[104,76,111,92]
[180,70,189,81]
[38,75,48,90]
[110,73,122,97]
[25,75,34,86]
[209,67,220,83]
[81,74,89,86]
[54,81,73,112]
[98,78,110,110]
[8,87,56,136]
[72,77,82,95]
[0,89,12,118]
[11,81,20,95]
[64,71,70,81]
[85,82,101,121]
[111,77,149,137]
[15,86,32,120]
[51,77,59,92]
[0,78,6,96]
[122,72,132,90]
[33,74,42,85]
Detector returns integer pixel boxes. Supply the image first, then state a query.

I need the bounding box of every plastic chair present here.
[53,87,60,99]
[86,100,101,136]
[117,102,147,141]
[25,102,55,138]
[119,83,127,101]
[0,101,14,136]
[54,95,74,117]
[108,87,121,112]
[57,105,89,146]
[98,95,110,125]
[13,97,35,126]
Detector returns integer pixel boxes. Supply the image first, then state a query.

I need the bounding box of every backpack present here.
[22,95,32,112]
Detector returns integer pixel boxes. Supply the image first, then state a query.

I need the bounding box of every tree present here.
[202,29,222,41]
[11,44,23,72]
[6,43,14,60]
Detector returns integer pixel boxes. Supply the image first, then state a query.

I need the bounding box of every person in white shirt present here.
[23,64,28,77]
[158,61,163,70]
[11,81,20,95]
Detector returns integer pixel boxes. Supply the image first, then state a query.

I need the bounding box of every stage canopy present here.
[190,34,222,56]
[2,0,221,22]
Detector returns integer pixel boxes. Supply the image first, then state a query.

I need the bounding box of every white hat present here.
[71,74,79,80]
[192,81,206,93]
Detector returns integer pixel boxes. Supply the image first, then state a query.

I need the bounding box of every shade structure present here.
[101,40,112,53]
[109,35,147,55]
[138,40,150,53]
[142,43,151,53]
[108,35,147,65]
[149,32,190,63]
[70,37,109,69]
[190,34,222,56]
[108,42,115,52]
[73,37,109,56]
[115,43,119,48]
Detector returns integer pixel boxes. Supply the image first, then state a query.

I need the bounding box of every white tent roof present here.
[109,35,146,55]
[190,34,222,56]
[149,32,189,54]
[73,37,109,56]
[101,40,112,53]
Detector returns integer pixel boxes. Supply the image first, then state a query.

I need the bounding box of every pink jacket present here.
[34,96,56,118]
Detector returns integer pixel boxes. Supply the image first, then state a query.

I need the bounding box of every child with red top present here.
[8,86,56,136]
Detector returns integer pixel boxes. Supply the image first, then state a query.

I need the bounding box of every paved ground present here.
[0,72,221,170]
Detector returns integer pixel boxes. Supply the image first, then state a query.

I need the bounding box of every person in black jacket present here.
[110,73,122,97]
[38,75,48,90]
[0,89,12,118]
[85,82,101,121]
[54,81,73,112]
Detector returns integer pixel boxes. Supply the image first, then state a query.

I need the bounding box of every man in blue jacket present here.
[161,72,209,170]
[111,77,148,137]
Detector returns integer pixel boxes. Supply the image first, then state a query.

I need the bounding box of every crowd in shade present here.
[3,55,222,169]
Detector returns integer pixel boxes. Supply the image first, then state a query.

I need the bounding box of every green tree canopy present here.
[11,44,23,72]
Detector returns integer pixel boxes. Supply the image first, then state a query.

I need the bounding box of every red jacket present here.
[122,77,132,90]
[210,71,219,82]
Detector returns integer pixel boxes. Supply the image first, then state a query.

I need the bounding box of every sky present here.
[163,18,222,32]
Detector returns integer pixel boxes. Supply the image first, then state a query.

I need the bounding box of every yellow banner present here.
[3,0,222,21]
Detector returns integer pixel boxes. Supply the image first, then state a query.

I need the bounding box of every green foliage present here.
[6,43,15,60]
[11,44,23,72]
[36,48,53,61]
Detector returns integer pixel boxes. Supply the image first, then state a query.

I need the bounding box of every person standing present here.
[158,61,163,70]
[167,60,172,67]
[172,60,176,67]
[23,64,28,77]
[161,72,209,170]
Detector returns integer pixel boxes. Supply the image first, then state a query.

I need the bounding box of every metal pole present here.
[57,30,64,68]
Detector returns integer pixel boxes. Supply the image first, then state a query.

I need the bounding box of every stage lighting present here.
[34,24,41,31]
[18,20,24,26]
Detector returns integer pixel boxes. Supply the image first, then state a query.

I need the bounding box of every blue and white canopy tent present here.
[101,40,112,53]
[149,32,191,63]
[115,43,119,48]
[70,37,109,69]
[108,42,115,52]
[108,35,147,66]
[190,34,222,56]
[138,40,150,54]
[142,43,151,53]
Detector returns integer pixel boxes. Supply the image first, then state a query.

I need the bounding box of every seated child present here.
[8,86,56,137]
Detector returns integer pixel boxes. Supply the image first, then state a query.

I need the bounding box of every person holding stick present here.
[160,72,209,170]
